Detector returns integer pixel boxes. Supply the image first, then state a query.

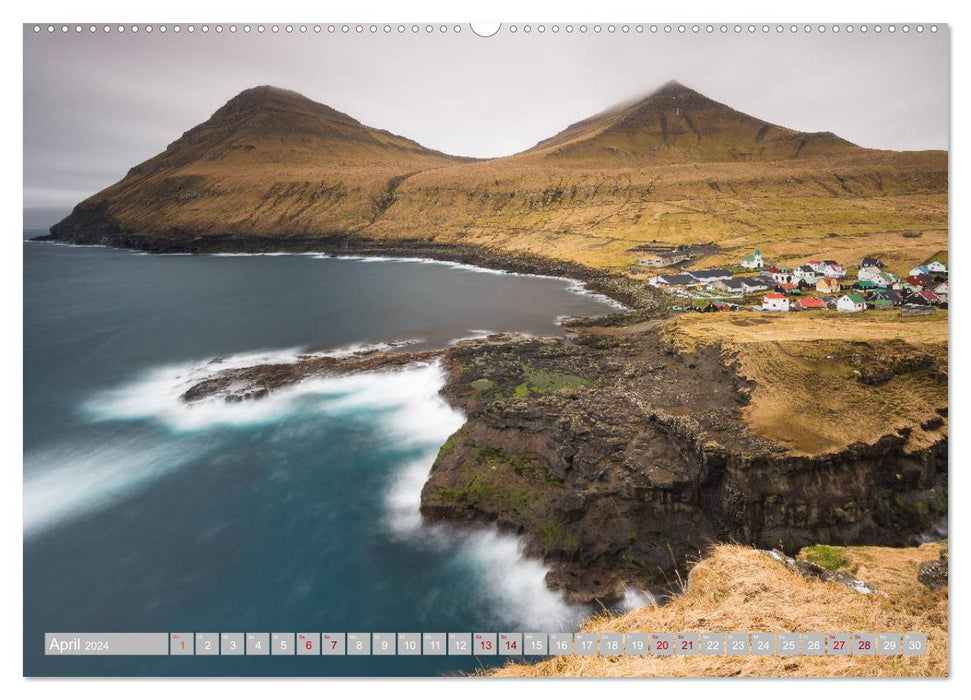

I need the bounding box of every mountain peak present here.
[211,85,362,128]
[524,80,856,163]
[628,80,719,112]
[654,79,690,94]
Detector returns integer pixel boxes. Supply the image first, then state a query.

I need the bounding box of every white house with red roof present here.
[821,261,846,278]
[762,293,790,312]
[768,266,793,284]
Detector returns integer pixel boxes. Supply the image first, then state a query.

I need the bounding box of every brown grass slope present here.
[369,81,946,271]
[525,80,856,163]
[666,311,948,454]
[53,82,947,275]
[58,86,470,240]
[487,543,947,677]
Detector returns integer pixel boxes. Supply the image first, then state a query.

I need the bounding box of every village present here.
[638,247,948,314]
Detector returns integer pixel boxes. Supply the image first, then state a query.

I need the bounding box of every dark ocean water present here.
[22,230,622,676]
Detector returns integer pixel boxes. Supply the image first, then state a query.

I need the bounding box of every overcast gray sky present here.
[24,24,949,208]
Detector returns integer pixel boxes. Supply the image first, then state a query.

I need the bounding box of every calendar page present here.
[21,18,948,679]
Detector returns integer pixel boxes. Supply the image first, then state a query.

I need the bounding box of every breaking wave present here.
[23,439,203,537]
[82,340,431,434]
[385,451,589,631]
[34,340,592,629]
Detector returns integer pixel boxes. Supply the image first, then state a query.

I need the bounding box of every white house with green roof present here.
[837,292,867,313]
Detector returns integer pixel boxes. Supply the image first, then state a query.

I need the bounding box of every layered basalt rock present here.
[419,329,948,603]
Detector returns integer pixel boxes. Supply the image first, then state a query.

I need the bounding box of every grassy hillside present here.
[57,86,470,240]
[52,83,947,278]
[372,152,945,273]
[663,311,948,454]
[487,543,947,677]
[525,80,857,163]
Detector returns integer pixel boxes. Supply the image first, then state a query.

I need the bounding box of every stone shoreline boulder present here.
[917,540,948,591]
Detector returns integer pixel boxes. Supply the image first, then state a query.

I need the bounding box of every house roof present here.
[779,283,797,291]
[764,293,787,300]
[856,280,879,289]
[917,290,941,303]
[807,259,822,265]
[657,274,697,285]
[818,276,839,285]
[823,260,839,266]
[906,275,933,286]
[718,279,748,290]
[799,298,826,308]
[860,257,883,267]
[843,292,866,304]
[688,269,732,280]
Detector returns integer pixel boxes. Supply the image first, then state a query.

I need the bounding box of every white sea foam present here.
[23,440,202,537]
[61,338,590,628]
[30,348,455,538]
[447,329,496,344]
[384,446,589,630]
[84,346,452,440]
[619,585,658,611]
[208,251,320,257]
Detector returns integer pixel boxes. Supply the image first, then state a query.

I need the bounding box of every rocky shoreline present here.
[178,317,948,604]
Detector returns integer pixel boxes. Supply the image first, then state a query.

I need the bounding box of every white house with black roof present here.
[687,269,733,284]
[649,273,698,288]
[712,278,748,293]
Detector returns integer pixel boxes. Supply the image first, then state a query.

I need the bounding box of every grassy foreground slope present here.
[487,543,947,677]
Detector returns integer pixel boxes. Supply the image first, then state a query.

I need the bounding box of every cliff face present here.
[171,313,948,605]
[419,328,947,603]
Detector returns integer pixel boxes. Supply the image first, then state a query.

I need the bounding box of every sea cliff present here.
[177,315,948,604]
